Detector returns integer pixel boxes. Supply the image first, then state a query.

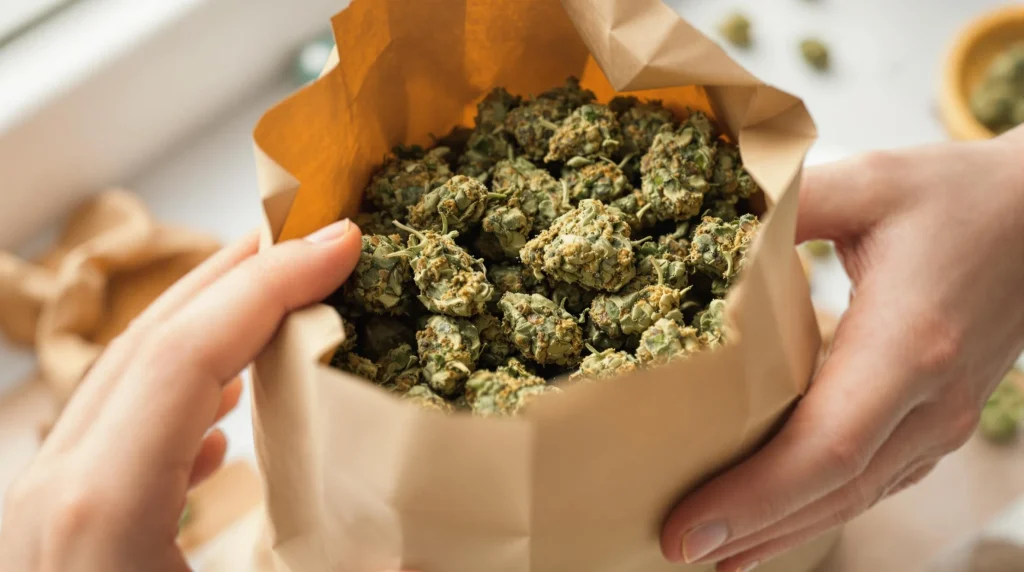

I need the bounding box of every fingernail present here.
[682,521,729,563]
[738,562,760,572]
[305,219,351,243]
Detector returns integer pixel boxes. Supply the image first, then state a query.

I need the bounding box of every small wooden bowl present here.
[940,5,1024,140]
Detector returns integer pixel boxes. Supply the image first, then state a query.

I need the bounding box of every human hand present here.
[0,220,368,571]
[661,127,1024,571]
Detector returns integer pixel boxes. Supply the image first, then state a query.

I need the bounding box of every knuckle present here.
[910,316,964,377]
[943,406,980,452]
[822,435,870,479]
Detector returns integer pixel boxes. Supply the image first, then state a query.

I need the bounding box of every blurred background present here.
[0,1,1022,570]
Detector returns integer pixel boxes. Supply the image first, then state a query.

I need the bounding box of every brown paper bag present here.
[250,1,835,570]
[0,190,220,402]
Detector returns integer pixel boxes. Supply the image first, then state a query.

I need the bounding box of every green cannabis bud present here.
[473,312,516,369]
[545,104,623,163]
[569,347,639,382]
[402,384,455,414]
[464,368,560,417]
[353,211,402,238]
[499,292,583,366]
[657,221,692,258]
[610,189,658,231]
[487,263,551,311]
[639,112,718,222]
[346,234,413,315]
[393,221,494,316]
[376,343,421,393]
[458,88,521,179]
[588,283,687,338]
[970,44,1024,133]
[491,155,569,232]
[584,319,626,352]
[480,204,533,259]
[366,146,451,219]
[474,87,522,131]
[718,12,752,48]
[979,372,1024,443]
[688,213,760,282]
[497,357,539,380]
[609,96,676,156]
[800,39,830,71]
[330,351,380,381]
[520,199,637,292]
[626,240,690,293]
[561,156,634,203]
[408,174,500,233]
[549,279,598,316]
[636,318,702,365]
[702,195,740,221]
[416,315,482,397]
[696,298,727,349]
[503,78,595,161]
[711,143,758,201]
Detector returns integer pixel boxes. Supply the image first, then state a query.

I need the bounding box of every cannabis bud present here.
[473,312,516,370]
[979,371,1024,444]
[970,44,1024,134]
[353,211,402,238]
[377,343,421,393]
[549,279,598,317]
[688,213,761,283]
[366,146,451,219]
[416,315,481,397]
[403,384,455,414]
[561,156,634,203]
[520,199,637,292]
[499,292,583,366]
[639,112,718,222]
[479,205,533,259]
[569,347,639,382]
[408,174,501,233]
[608,96,676,156]
[695,298,727,349]
[464,367,560,417]
[491,155,569,232]
[588,283,688,338]
[346,234,413,315]
[545,103,623,163]
[487,263,550,311]
[330,351,380,382]
[718,12,752,48]
[610,189,658,231]
[636,318,702,365]
[711,143,758,201]
[800,39,830,71]
[503,77,595,161]
[393,221,494,316]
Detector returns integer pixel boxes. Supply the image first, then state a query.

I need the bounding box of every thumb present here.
[796,153,904,244]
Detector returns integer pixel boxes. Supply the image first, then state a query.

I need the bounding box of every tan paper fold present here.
[0,190,220,402]
[250,1,834,570]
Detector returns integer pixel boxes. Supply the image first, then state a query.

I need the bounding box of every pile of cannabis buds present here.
[324,77,762,417]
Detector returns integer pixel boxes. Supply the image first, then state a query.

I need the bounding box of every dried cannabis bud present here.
[656,221,691,258]
[628,250,689,293]
[569,347,639,382]
[970,44,1024,134]
[503,77,595,160]
[549,279,598,316]
[497,357,538,380]
[393,221,494,316]
[588,282,687,338]
[346,234,413,315]
[330,351,380,381]
[696,298,727,349]
[640,112,718,222]
[520,199,637,292]
[609,96,676,156]
[636,318,702,365]
[338,318,358,354]
[584,319,626,352]
[479,204,533,259]
[800,39,830,71]
[610,189,658,231]
[403,384,455,414]
[718,12,752,48]
[474,87,522,130]
[473,312,516,369]
[711,143,758,201]
[979,371,1024,443]
[464,368,560,417]
[487,263,550,310]
[499,292,583,366]
[688,214,761,282]
[366,146,451,219]
[702,195,740,221]
[545,103,623,163]
[561,156,634,203]
[491,155,569,231]
[377,343,420,393]
[416,315,481,397]
[408,174,501,233]
[353,211,402,238]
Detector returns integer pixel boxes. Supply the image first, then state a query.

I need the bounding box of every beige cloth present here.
[0,190,220,403]
[248,1,835,571]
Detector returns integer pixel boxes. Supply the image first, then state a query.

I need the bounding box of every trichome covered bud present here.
[393,221,494,316]
[498,292,583,366]
[687,213,761,282]
[464,368,560,417]
[639,112,718,222]
[346,234,413,315]
[561,156,634,203]
[609,96,676,156]
[695,298,727,349]
[569,347,639,382]
[408,174,501,233]
[416,315,481,397]
[544,104,623,163]
[636,318,702,365]
[366,146,451,219]
[402,385,455,414]
[588,282,687,338]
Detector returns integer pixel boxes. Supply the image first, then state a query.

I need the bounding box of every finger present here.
[105,219,360,492]
[662,288,923,564]
[42,232,259,454]
[885,459,937,496]
[188,429,227,488]
[699,407,941,563]
[213,377,243,424]
[715,523,836,572]
[796,153,907,244]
